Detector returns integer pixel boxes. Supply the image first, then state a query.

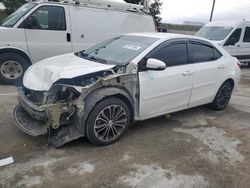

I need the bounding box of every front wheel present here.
[209,81,234,111]
[0,53,30,84]
[86,98,131,146]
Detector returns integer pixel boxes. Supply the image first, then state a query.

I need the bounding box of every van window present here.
[1,3,36,28]
[224,28,241,46]
[20,6,66,30]
[195,26,233,41]
[151,44,188,67]
[243,27,250,42]
[190,43,216,63]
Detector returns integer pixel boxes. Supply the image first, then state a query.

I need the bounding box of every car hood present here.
[23,53,115,91]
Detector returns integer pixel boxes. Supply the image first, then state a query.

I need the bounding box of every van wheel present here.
[86,98,130,146]
[248,63,250,68]
[0,53,30,85]
[209,81,233,111]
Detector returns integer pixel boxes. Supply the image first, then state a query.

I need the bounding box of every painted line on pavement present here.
[0,93,18,96]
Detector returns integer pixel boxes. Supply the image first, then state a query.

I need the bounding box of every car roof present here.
[126,32,211,42]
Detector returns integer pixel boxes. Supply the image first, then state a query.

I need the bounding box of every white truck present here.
[0,0,155,84]
[195,20,250,67]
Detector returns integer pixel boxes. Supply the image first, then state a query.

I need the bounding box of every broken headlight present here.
[45,85,80,104]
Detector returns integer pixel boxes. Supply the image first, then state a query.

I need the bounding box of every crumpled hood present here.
[23,53,115,91]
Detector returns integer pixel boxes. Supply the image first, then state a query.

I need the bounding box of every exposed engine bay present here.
[14,65,139,147]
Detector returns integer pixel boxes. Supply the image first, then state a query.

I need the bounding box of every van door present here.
[236,27,250,61]
[223,28,242,56]
[20,5,72,63]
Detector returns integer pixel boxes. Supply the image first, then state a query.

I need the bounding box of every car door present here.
[19,4,72,63]
[188,41,226,107]
[236,26,250,61]
[139,41,194,119]
[223,28,242,56]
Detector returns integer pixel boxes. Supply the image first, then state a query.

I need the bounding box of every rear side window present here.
[20,6,66,30]
[213,48,222,59]
[243,27,250,42]
[190,43,221,63]
[151,44,188,67]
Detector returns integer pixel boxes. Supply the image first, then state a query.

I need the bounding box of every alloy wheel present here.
[94,105,128,142]
[217,84,232,109]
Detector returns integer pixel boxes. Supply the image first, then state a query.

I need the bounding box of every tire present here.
[86,98,131,146]
[209,81,234,111]
[0,53,30,85]
[248,63,250,68]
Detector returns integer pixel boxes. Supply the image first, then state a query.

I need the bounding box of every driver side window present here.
[19,6,66,31]
[224,28,241,46]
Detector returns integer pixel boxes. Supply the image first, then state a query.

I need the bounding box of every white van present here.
[0,0,155,84]
[195,20,250,67]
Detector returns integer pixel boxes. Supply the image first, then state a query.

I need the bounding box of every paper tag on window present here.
[123,44,141,51]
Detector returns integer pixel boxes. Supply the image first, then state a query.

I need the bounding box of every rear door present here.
[188,41,226,107]
[139,41,194,119]
[20,4,72,63]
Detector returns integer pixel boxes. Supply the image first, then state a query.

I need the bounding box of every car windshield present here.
[1,3,36,28]
[80,35,159,65]
[195,26,233,41]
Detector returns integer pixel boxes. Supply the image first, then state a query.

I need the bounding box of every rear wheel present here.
[0,53,30,84]
[209,81,234,111]
[86,98,131,146]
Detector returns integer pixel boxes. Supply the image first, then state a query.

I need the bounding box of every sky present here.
[115,0,250,24]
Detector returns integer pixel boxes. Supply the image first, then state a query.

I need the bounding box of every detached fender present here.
[76,86,134,135]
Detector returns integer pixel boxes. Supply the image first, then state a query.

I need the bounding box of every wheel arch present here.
[0,48,32,65]
[224,78,235,88]
[77,86,135,135]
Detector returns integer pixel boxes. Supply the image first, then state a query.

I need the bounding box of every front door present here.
[237,26,250,61]
[223,28,242,56]
[139,42,194,119]
[20,5,72,63]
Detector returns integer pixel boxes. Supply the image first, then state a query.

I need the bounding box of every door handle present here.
[66,33,71,42]
[237,45,240,47]
[182,70,193,76]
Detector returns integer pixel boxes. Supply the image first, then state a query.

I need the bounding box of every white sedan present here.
[13,33,241,147]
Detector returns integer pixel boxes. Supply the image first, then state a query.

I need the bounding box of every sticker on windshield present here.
[123,44,141,51]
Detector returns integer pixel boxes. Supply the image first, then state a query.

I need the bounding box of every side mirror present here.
[146,58,166,71]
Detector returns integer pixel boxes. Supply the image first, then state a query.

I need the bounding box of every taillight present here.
[236,61,241,68]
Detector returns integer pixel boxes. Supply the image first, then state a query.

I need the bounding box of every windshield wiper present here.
[84,55,107,64]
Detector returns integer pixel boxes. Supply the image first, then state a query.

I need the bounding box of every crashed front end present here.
[13,71,138,147]
[14,84,82,147]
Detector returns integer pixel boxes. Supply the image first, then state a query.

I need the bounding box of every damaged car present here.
[13,33,241,147]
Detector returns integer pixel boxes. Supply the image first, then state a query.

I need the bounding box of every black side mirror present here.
[25,17,33,29]
[23,16,41,29]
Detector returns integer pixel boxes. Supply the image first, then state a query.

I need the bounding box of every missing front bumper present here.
[13,105,48,136]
